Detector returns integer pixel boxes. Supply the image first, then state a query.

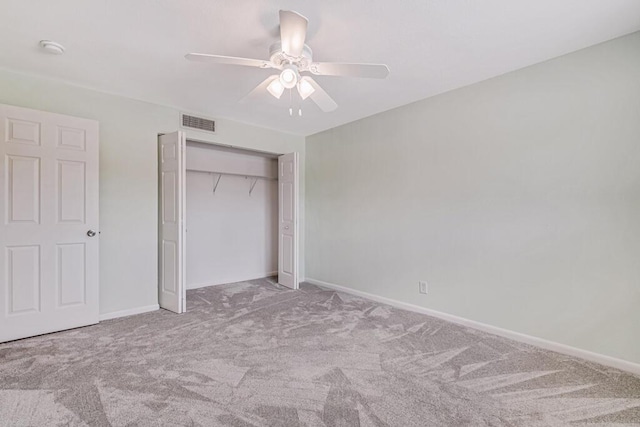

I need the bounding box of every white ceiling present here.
[1,1,640,136]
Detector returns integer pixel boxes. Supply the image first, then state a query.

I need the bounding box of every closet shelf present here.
[187,168,277,181]
[188,168,276,194]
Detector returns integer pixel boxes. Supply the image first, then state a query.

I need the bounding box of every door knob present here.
[284,225,289,230]
[87,230,97,237]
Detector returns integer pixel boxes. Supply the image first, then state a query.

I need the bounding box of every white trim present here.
[187,273,279,290]
[188,282,227,290]
[99,304,160,321]
[305,278,640,376]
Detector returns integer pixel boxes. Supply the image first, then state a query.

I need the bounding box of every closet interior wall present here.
[185,141,278,289]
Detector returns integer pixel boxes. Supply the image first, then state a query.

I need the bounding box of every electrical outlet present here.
[419,281,428,294]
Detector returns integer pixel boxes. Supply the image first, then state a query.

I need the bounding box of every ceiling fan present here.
[185,10,390,114]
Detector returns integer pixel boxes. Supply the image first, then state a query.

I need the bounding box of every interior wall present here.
[0,67,305,316]
[305,32,640,364]
[186,144,277,288]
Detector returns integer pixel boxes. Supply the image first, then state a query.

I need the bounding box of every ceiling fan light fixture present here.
[297,77,315,100]
[184,10,389,114]
[267,78,285,99]
[279,65,299,89]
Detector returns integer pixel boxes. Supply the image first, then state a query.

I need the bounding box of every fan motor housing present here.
[269,42,313,70]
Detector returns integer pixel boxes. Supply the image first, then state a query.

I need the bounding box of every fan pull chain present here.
[289,89,293,116]
[287,88,303,117]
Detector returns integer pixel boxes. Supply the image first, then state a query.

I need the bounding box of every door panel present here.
[282,235,293,275]
[158,132,185,313]
[278,152,298,289]
[7,156,40,223]
[56,243,86,307]
[6,245,41,314]
[162,172,177,223]
[281,182,293,221]
[6,118,40,145]
[57,160,86,223]
[57,126,86,151]
[162,241,177,294]
[0,104,99,343]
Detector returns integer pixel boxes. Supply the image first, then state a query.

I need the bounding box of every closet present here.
[185,141,277,289]
[158,131,299,314]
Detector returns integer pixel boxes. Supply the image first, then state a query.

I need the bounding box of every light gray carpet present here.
[1,278,639,426]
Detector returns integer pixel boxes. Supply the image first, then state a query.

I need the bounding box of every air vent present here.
[181,114,215,133]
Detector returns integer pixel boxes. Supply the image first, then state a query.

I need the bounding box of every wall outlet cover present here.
[419,281,428,294]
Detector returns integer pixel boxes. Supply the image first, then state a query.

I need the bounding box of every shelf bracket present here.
[249,177,258,195]
[212,173,222,194]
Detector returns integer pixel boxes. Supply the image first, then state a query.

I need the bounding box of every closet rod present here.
[187,169,277,181]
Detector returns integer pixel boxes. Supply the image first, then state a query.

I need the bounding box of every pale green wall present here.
[305,32,640,364]
[0,68,305,316]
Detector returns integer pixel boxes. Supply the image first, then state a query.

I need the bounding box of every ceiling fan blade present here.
[305,77,338,112]
[279,10,308,57]
[185,53,272,69]
[310,62,390,79]
[239,75,279,103]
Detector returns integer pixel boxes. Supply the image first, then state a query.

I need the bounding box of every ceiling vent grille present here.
[181,114,215,133]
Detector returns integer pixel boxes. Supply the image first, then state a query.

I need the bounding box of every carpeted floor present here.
[1,278,639,426]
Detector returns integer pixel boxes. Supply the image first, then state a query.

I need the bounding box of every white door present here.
[278,152,298,289]
[158,132,186,313]
[0,104,99,342]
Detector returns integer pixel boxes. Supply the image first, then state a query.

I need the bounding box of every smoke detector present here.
[39,40,65,55]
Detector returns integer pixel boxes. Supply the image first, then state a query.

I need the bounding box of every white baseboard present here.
[305,278,640,376]
[188,273,278,290]
[99,304,160,321]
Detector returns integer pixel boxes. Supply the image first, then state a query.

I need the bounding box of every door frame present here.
[158,135,301,312]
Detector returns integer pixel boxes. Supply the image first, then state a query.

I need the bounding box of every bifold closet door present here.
[158,131,186,313]
[0,103,99,342]
[278,152,298,289]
